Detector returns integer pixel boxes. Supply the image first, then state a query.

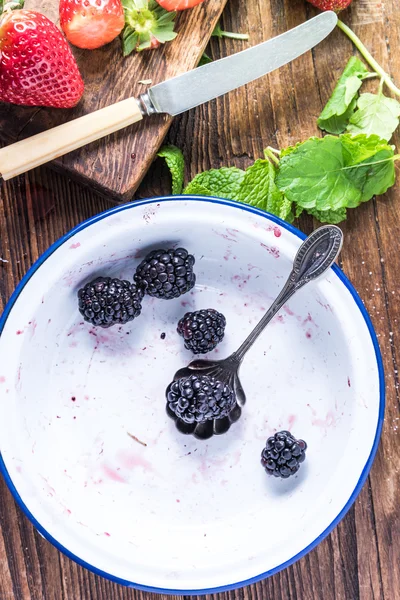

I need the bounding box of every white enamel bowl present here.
[0,197,384,595]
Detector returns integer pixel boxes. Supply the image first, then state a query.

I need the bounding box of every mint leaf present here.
[346,91,400,141]
[198,52,212,66]
[307,207,347,224]
[317,57,370,134]
[276,133,395,211]
[157,145,185,195]
[234,159,293,222]
[183,167,245,199]
[182,182,214,196]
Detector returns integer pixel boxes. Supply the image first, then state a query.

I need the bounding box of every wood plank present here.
[0,0,229,202]
[0,0,400,598]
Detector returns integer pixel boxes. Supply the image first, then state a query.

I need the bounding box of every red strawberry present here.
[0,7,84,108]
[60,0,125,50]
[306,0,352,12]
[156,0,205,10]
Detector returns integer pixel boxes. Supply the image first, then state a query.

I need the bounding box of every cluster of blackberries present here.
[77,247,196,328]
[78,247,308,480]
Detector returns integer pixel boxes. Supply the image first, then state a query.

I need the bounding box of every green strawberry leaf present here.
[306,207,347,224]
[121,27,141,56]
[276,133,396,211]
[317,57,370,134]
[346,90,400,141]
[157,145,185,195]
[183,167,245,199]
[234,159,293,222]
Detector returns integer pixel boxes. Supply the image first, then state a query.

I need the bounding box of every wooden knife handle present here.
[0,97,143,181]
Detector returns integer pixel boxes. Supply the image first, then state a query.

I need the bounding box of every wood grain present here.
[0,0,229,202]
[1,0,400,599]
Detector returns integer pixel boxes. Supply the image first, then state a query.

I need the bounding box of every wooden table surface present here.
[0,0,399,598]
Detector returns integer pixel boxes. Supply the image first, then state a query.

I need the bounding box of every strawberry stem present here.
[337,19,400,97]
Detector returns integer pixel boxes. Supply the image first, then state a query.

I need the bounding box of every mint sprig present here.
[158,133,399,225]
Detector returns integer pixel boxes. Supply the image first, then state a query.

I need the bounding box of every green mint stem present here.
[263,147,280,164]
[337,19,400,97]
[340,154,400,170]
[361,73,378,80]
[218,30,249,40]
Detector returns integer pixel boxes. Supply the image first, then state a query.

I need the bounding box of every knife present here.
[0,11,337,182]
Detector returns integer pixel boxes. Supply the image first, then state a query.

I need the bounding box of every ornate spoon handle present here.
[233,225,343,362]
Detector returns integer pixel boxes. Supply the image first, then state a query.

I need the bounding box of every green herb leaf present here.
[317,57,370,134]
[306,207,347,224]
[157,145,185,195]
[182,182,214,197]
[276,133,396,211]
[346,90,400,141]
[183,167,245,199]
[234,159,293,222]
[198,52,212,66]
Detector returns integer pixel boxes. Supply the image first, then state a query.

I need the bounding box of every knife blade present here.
[0,11,337,182]
[145,11,337,116]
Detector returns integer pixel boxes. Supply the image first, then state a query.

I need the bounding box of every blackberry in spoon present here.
[166,225,343,439]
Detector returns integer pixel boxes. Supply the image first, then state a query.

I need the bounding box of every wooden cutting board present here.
[0,0,228,202]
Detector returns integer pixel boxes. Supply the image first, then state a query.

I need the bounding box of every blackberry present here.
[78,276,143,328]
[261,430,307,479]
[134,247,195,300]
[166,374,236,424]
[177,309,226,354]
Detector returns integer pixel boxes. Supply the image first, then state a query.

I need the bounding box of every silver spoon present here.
[167,225,344,439]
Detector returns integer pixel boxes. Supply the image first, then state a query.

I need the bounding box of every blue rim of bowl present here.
[0,196,385,595]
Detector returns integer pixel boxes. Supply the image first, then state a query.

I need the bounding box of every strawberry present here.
[306,0,352,12]
[121,0,177,54]
[0,3,84,108]
[60,0,125,50]
[155,0,205,10]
